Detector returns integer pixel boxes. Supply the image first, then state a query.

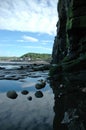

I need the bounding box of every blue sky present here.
[0,0,58,57]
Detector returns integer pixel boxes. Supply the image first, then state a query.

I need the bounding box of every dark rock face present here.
[51,0,86,73]
[50,1,86,130]
[50,79,86,130]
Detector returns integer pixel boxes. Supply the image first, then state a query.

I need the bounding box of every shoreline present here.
[0,60,50,65]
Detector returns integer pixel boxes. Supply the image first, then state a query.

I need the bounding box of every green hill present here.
[21,53,51,61]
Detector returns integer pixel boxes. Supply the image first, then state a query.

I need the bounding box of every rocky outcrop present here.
[50,1,86,130]
[51,0,86,74]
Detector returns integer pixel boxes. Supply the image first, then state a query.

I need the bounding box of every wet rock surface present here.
[35,91,43,98]
[35,80,46,89]
[27,96,32,101]
[7,90,18,99]
[21,90,29,95]
[0,67,5,70]
[0,62,50,80]
[1,62,49,103]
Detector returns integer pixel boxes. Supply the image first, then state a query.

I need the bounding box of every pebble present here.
[27,96,32,101]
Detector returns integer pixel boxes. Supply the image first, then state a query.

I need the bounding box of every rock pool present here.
[0,62,54,130]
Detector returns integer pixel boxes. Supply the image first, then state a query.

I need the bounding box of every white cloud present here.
[22,35,38,42]
[24,45,52,51]
[0,0,58,35]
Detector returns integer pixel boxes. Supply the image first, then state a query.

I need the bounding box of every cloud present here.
[22,35,38,42]
[0,0,58,35]
[23,45,52,51]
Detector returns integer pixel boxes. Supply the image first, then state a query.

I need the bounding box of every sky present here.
[0,0,58,57]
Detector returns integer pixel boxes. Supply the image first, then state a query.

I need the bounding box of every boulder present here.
[7,90,18,99]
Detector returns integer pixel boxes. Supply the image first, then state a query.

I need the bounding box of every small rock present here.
[7,90,18,99]
[35,91,43,98]
[38,79,44,82]
[21,90,29,95]
[27,96,32,101]
[35,81,46,89]
[19,79,26,82]
[0,67,5,70]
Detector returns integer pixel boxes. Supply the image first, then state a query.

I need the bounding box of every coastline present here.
[0,60,50,65]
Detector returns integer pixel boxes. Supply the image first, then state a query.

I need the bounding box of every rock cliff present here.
[51,0,86,74]
[50,1,86,130]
